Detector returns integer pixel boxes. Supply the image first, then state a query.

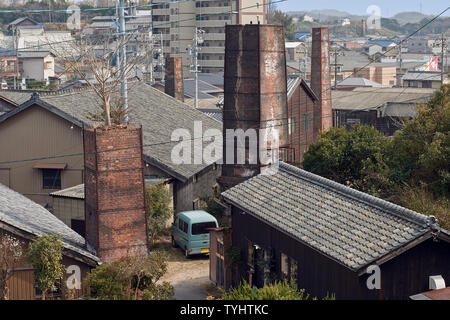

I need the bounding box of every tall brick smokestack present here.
[165,57,184,102]
[311,27,332,140]
[361,19,367,37]
[84,126,148,263]
[219,24,288,191]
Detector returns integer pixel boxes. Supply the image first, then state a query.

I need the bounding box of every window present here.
[303,113,311,131]
[42,169,61,189]
[191,222,217,235]
[179,219,188,233]
[281,253,298,286]
[288,117,296,135]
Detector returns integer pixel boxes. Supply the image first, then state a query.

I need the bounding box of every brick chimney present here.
[219,24,288,191]
[84,126,148,263]
[165,57,184,102]
[361,19,367,37]
[311,27,332,140]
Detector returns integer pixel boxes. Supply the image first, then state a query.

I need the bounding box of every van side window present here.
[179,219,188,234]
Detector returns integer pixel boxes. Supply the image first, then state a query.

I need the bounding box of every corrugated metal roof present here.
[222,162,439,271]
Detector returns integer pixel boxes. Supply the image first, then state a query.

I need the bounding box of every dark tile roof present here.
[222,162,441,271]
[29,82,222,181]
[197,108,223,122]
[0,183,99,263]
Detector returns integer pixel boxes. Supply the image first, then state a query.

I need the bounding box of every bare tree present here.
[0,230,24,300]
[48,31,148,126]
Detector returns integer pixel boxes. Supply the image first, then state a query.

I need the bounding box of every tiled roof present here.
[222,162,440,271]
[30,82,222,181]
[402,71,442,82]
[0,183,99,264]
[0,91,34,105]
[50,184,84,199]
[336,77,386,88]
[197,108,223,122]
[332,87,436,111]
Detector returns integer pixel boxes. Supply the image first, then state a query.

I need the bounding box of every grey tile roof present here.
[222,162,439,271]
[34,82,222,181]
[336,77,386,88]
[197,108,223,122]
[50,184,84,199]
[17,51,54,59]
[198,72,224,87]
[402,71,442,82]
[0,183,99,263]
[332,87,436,111]
[0,91,34,105]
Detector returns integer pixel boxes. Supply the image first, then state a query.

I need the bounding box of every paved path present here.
[160,254,216,300]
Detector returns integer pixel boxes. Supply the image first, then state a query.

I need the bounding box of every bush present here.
[146,185,173,246]
[26,234,65,300]
[221,281,331,300]
[86,251,174,300]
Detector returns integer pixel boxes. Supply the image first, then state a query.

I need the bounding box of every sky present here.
[275,0,450,17]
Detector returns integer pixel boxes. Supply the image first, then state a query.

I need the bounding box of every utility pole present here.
[331,48,343,89]
[189,27,204,109]
[119,0,128,123]
[441,33,446,85]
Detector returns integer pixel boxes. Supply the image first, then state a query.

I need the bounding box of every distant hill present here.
[287,9,364,22]
[392,12,433,25]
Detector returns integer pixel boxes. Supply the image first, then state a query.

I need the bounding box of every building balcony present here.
[196,6,232,15]
[199,46,224,54]
[202,33,225,41]
[199,59,224,68]
[196,19,229,27]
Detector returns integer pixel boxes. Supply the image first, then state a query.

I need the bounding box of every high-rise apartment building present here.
[151,0,266,74]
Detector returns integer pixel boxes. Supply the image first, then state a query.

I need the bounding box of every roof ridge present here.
[279,162,437,228]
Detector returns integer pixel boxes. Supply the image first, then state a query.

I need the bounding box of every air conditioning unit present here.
[429,275,446,290]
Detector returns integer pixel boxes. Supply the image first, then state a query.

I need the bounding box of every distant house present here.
[336,77,386,90]
[17,51,55,82]
[286,75,318,164]
[0,50,18,79]
[221,162,450,299]
[332,87,436,135]
[285,42,306,62]
[0,183,99,300]
[402,71,444,89]
[364,40,397,56]
[0,82,222,213]
[8,17,39,30]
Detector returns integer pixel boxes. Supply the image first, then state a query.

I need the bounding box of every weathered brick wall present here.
[83,126,148,263]
[287,83,317,164]
[311,27,332,141]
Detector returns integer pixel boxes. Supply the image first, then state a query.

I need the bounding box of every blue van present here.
[171,210,218,257]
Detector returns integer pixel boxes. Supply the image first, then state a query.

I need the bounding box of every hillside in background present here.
[286,10,450,38]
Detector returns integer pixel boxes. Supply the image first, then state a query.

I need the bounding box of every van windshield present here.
[191,222,216,235]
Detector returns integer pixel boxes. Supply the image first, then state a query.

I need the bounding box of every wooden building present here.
[0,83,221,213]
[221,162,450,300]
[286,75,318,164]
[0,183,99,300]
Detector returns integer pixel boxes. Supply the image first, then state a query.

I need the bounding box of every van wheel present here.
[171,237,177,248]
